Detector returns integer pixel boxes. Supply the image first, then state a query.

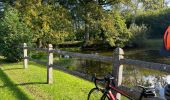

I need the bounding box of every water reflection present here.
[54,49,170,98]
[76,59,112,76]
[54,57,112,76]
[123,65,169,98]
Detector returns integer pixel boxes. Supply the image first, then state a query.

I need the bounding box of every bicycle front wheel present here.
[87,88,104,100]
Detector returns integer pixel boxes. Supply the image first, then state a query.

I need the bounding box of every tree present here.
[141,0,165,11]
[14,0,73,47]
[99,10,131,47]
[58,0,132,47]
[0,5,32,62]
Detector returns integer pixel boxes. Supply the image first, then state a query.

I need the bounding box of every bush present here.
[0,5,32,62]
[31,52,46,59]
[134,8,170,38]
[99,11,131,47]
[128,23,149,47]
[75,29,85,41]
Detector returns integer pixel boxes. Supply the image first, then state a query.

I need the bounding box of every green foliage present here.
[75,29,85,41]
[31,52,46,60]
[58,0,133,47]
[128,23,148,47]
[0,5,32,62]
[99,11,131,47]
[135,8,170,38]
[15,1,73,46]
[1,0,168,54]
[141,0,164,11]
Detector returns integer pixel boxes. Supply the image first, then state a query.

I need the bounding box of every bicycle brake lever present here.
[107,73,114,80]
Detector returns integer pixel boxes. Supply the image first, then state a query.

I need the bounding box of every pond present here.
[31,47,170,99]
[55,48,170,99]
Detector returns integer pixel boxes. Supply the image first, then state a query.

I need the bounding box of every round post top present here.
[114,47,124,55]
[23,43,27,47]
[48,44,53,48]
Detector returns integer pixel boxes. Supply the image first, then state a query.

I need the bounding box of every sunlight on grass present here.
[0,68,31,100]
[0,62,94,100]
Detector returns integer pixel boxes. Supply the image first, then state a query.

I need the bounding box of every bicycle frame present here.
[88,74,155,100]
[105,84,133,100]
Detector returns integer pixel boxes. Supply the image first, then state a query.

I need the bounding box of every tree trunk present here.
[36,38,43,48]
[83,12,90,47]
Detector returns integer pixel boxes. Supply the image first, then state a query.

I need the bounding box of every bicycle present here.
[87,73,156,100]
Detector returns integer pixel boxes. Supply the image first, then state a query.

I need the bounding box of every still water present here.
[55,48,170,99]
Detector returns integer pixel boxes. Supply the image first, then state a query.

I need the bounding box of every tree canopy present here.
[0,0,170,61]
[14,0,73,47]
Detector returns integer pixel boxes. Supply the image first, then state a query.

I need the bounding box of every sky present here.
[164,0,170,7]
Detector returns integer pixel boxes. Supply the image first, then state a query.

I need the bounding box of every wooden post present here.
[47,44,53,84]
[112,48,124,99]
[23,43,28,69]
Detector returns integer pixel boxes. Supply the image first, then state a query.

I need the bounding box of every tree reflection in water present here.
[55,54,169,98]
[123,65,169,98]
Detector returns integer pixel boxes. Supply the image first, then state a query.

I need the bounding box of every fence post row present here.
[47,44,53,84]
[23,43,28,69]
[112,48,124,99]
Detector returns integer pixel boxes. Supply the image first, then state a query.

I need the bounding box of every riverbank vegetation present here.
[0,0,169,61]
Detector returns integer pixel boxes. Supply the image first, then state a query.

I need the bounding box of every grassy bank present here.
[143,39,162,49]
[0,60,94,100]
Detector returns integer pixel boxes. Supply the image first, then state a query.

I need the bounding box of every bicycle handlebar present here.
[92,73,115,89]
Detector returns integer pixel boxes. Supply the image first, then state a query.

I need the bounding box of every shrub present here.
[134,8,170,38]
[0,5,32,62]
[99,10,131,47]
[31,52,46,60]
[128,23,149,47]
[75,29,85,41]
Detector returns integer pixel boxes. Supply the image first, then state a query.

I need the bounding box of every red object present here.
[164,26,170,50]
[108,90,115,100]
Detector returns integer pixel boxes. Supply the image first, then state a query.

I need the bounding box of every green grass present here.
[0,61,94,100]
[0,68,31,100]
[144,39,162,49]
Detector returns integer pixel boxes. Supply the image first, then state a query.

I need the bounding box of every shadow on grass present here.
[0,82,47,88]
[18,82,47,85]
[0,58,10,65]
[0,58,20,69]
[3,68,24,71]
[0,69,30,100]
